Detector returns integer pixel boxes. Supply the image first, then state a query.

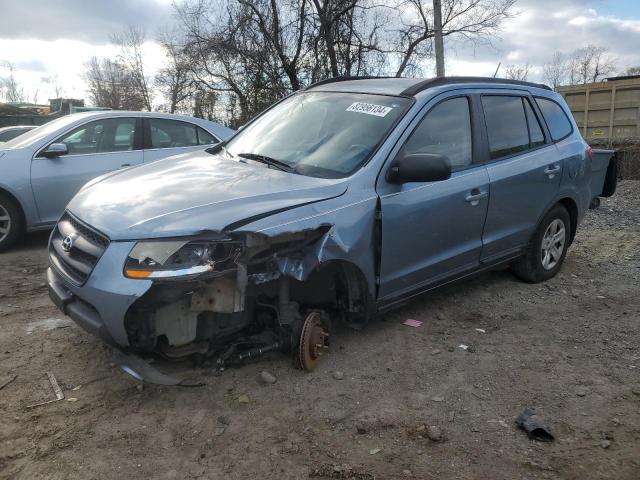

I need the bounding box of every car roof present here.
[47,110,235,139]
[305,76,552,96]
[60,110,216,122]
[0,125,36,131]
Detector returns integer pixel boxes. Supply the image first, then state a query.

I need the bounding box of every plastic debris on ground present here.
[403,319,423,328]
[26,372,65,408]
[26,318,74,335]
[515,407,555,442]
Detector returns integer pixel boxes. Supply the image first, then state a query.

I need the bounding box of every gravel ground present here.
[1,181,639,480]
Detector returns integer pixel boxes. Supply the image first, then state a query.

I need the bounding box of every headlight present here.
[124,240,240,279]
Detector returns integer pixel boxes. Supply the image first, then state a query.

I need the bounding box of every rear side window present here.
[0,129,28,142]
[403,97,473,170]
[149,119,198,149]
[535,97,573,141]
[482,96,530,159]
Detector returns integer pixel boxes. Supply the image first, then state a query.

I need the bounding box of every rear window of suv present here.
[535,97,573,141]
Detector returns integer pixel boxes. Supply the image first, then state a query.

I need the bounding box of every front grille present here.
[49,212,110,285]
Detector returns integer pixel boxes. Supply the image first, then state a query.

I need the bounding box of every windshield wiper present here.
[237,152,293,172]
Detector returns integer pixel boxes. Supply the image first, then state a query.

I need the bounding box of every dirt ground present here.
[1,182,639,480]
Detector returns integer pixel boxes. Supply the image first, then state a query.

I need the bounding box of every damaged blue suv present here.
[47,77,617,380]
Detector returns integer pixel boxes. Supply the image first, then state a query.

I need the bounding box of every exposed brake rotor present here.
[296,311,329,371]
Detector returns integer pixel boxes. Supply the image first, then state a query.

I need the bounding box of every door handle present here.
[544,165,560,177]
[119,163,132,168]
[465,189,488,205]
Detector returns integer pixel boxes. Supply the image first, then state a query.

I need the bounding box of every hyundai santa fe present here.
[46,76,617,382]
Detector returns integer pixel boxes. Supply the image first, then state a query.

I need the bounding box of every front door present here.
[31,117,143,224]
[378,94,490,301]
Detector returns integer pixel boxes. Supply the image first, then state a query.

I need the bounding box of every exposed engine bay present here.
[122,227,371,370]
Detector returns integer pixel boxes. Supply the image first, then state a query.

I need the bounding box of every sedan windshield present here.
[225,92,411,178]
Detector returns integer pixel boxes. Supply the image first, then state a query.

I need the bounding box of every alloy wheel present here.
[540,218,566,270]
[0,203,11,243]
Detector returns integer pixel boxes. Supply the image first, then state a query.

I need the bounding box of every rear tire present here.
[0,193,24,253]
[511,204,571,283]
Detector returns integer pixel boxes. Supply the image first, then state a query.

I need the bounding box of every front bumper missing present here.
[112,350,203,386]
[48,267,201,385]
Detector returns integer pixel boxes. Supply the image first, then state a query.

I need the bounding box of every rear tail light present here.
[586,146,593,161]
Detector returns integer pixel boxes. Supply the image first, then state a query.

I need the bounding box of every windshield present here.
[1,114,92,150]
[225,92,411,178]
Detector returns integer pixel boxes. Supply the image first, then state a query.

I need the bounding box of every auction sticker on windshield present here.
[346,102,393,117]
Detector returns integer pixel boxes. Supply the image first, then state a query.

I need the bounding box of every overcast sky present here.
[1,0,639,105]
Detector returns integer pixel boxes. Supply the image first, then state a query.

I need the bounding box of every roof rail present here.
[400,76,552,96]
[305,75,394,90]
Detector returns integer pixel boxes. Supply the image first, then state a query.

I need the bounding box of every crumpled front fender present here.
[236,191,379,297]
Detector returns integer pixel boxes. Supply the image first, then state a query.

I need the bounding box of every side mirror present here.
[387,152,452,184]
[41,143,68,158]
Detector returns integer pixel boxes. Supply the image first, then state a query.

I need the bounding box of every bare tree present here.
[42,74,64,98]
[175,0,300,124]
[0,61,27,103]
[542,52,566,90]
[624,66,640,76]
[392,0,516,77]
[193,86,220,120]
[84,56,147,110]
[111,26,153,110]
[571,45,616,84]
[156,32,195,113]
[169,0,517,124]
[237,0,309,90]
[504,62,530,81]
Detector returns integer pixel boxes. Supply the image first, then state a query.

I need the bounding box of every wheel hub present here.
[296,311,329,371]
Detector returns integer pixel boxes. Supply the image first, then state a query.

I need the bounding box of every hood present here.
[67,150,349,240]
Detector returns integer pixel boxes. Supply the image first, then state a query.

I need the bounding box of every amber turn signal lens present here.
[125,269,152,279]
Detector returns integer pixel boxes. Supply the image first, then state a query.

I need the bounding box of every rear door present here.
[479,92,562,262]
[31,116,143,224]
[142,118,218,163]
[377,92,490,301]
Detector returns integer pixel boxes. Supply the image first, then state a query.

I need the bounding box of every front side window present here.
[535,97,573,141]
[402,97,472,170]
[149,119,198,149]
[225,92,411,178]
[53,118,137,155]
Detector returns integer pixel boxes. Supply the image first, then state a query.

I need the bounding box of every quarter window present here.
[149,119,198,149]
[52,118,137,155]
[197,127,218,145]
[524,98,545,148]
[535,97,573,141]
[403,97,473,170]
